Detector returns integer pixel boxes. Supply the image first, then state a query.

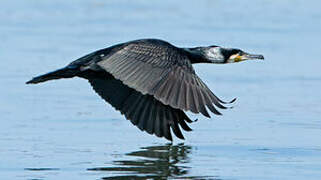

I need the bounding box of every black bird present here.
[26,39,264,141]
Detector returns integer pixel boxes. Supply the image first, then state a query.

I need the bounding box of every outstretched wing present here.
[88,74,192,141]
[97,39,231,117]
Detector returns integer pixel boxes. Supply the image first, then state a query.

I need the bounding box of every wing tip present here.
[229,97,237,103]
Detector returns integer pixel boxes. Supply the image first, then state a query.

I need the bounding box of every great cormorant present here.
[26,39,264,141]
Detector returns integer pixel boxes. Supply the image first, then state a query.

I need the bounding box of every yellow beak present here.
[231,52,264,62]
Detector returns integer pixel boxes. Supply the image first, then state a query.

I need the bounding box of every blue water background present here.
[0,0,321,179]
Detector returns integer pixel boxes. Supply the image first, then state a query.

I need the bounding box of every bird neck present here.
[182,48,211,64]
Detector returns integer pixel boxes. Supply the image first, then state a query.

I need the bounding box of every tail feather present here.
[26,67,78,84]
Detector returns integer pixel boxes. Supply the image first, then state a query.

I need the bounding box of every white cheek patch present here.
[229,54,238,59]
[207,48,224,61]
[227,54,238,63]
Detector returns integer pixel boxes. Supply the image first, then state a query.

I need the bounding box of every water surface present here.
[1,0,321,179]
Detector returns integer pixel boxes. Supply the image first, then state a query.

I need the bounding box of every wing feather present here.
[196,89,210,117]
[177,79,187,111]
[188,85,198,113]
[163,110,173,141]
[145,99,156,134]
[170,110,185,139]
[130,94,146,125]
[96,39,231,117]
[201,91,222,115]
[154,105,164,138]
[137,99,149,131]
[178,114,193,131]
[88,73,192,140]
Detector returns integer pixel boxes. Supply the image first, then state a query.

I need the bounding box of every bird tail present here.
[26,67,78,84]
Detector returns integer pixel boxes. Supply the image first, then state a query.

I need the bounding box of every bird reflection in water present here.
[87,143,216,179]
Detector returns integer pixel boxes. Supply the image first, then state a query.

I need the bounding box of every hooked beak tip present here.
[258,55,264,60]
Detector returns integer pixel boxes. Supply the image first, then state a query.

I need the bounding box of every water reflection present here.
[88,144,216,179]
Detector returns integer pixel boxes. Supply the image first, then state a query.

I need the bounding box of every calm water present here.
[1,0,321,179]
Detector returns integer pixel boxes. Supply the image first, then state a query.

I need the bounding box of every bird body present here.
[27,39,264,141]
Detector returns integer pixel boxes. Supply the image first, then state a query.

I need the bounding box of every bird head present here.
[204,46,264,63]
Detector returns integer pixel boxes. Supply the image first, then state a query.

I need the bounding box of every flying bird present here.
[26,39,264,141]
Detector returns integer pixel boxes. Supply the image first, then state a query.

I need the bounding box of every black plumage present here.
[26,38,262,141]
